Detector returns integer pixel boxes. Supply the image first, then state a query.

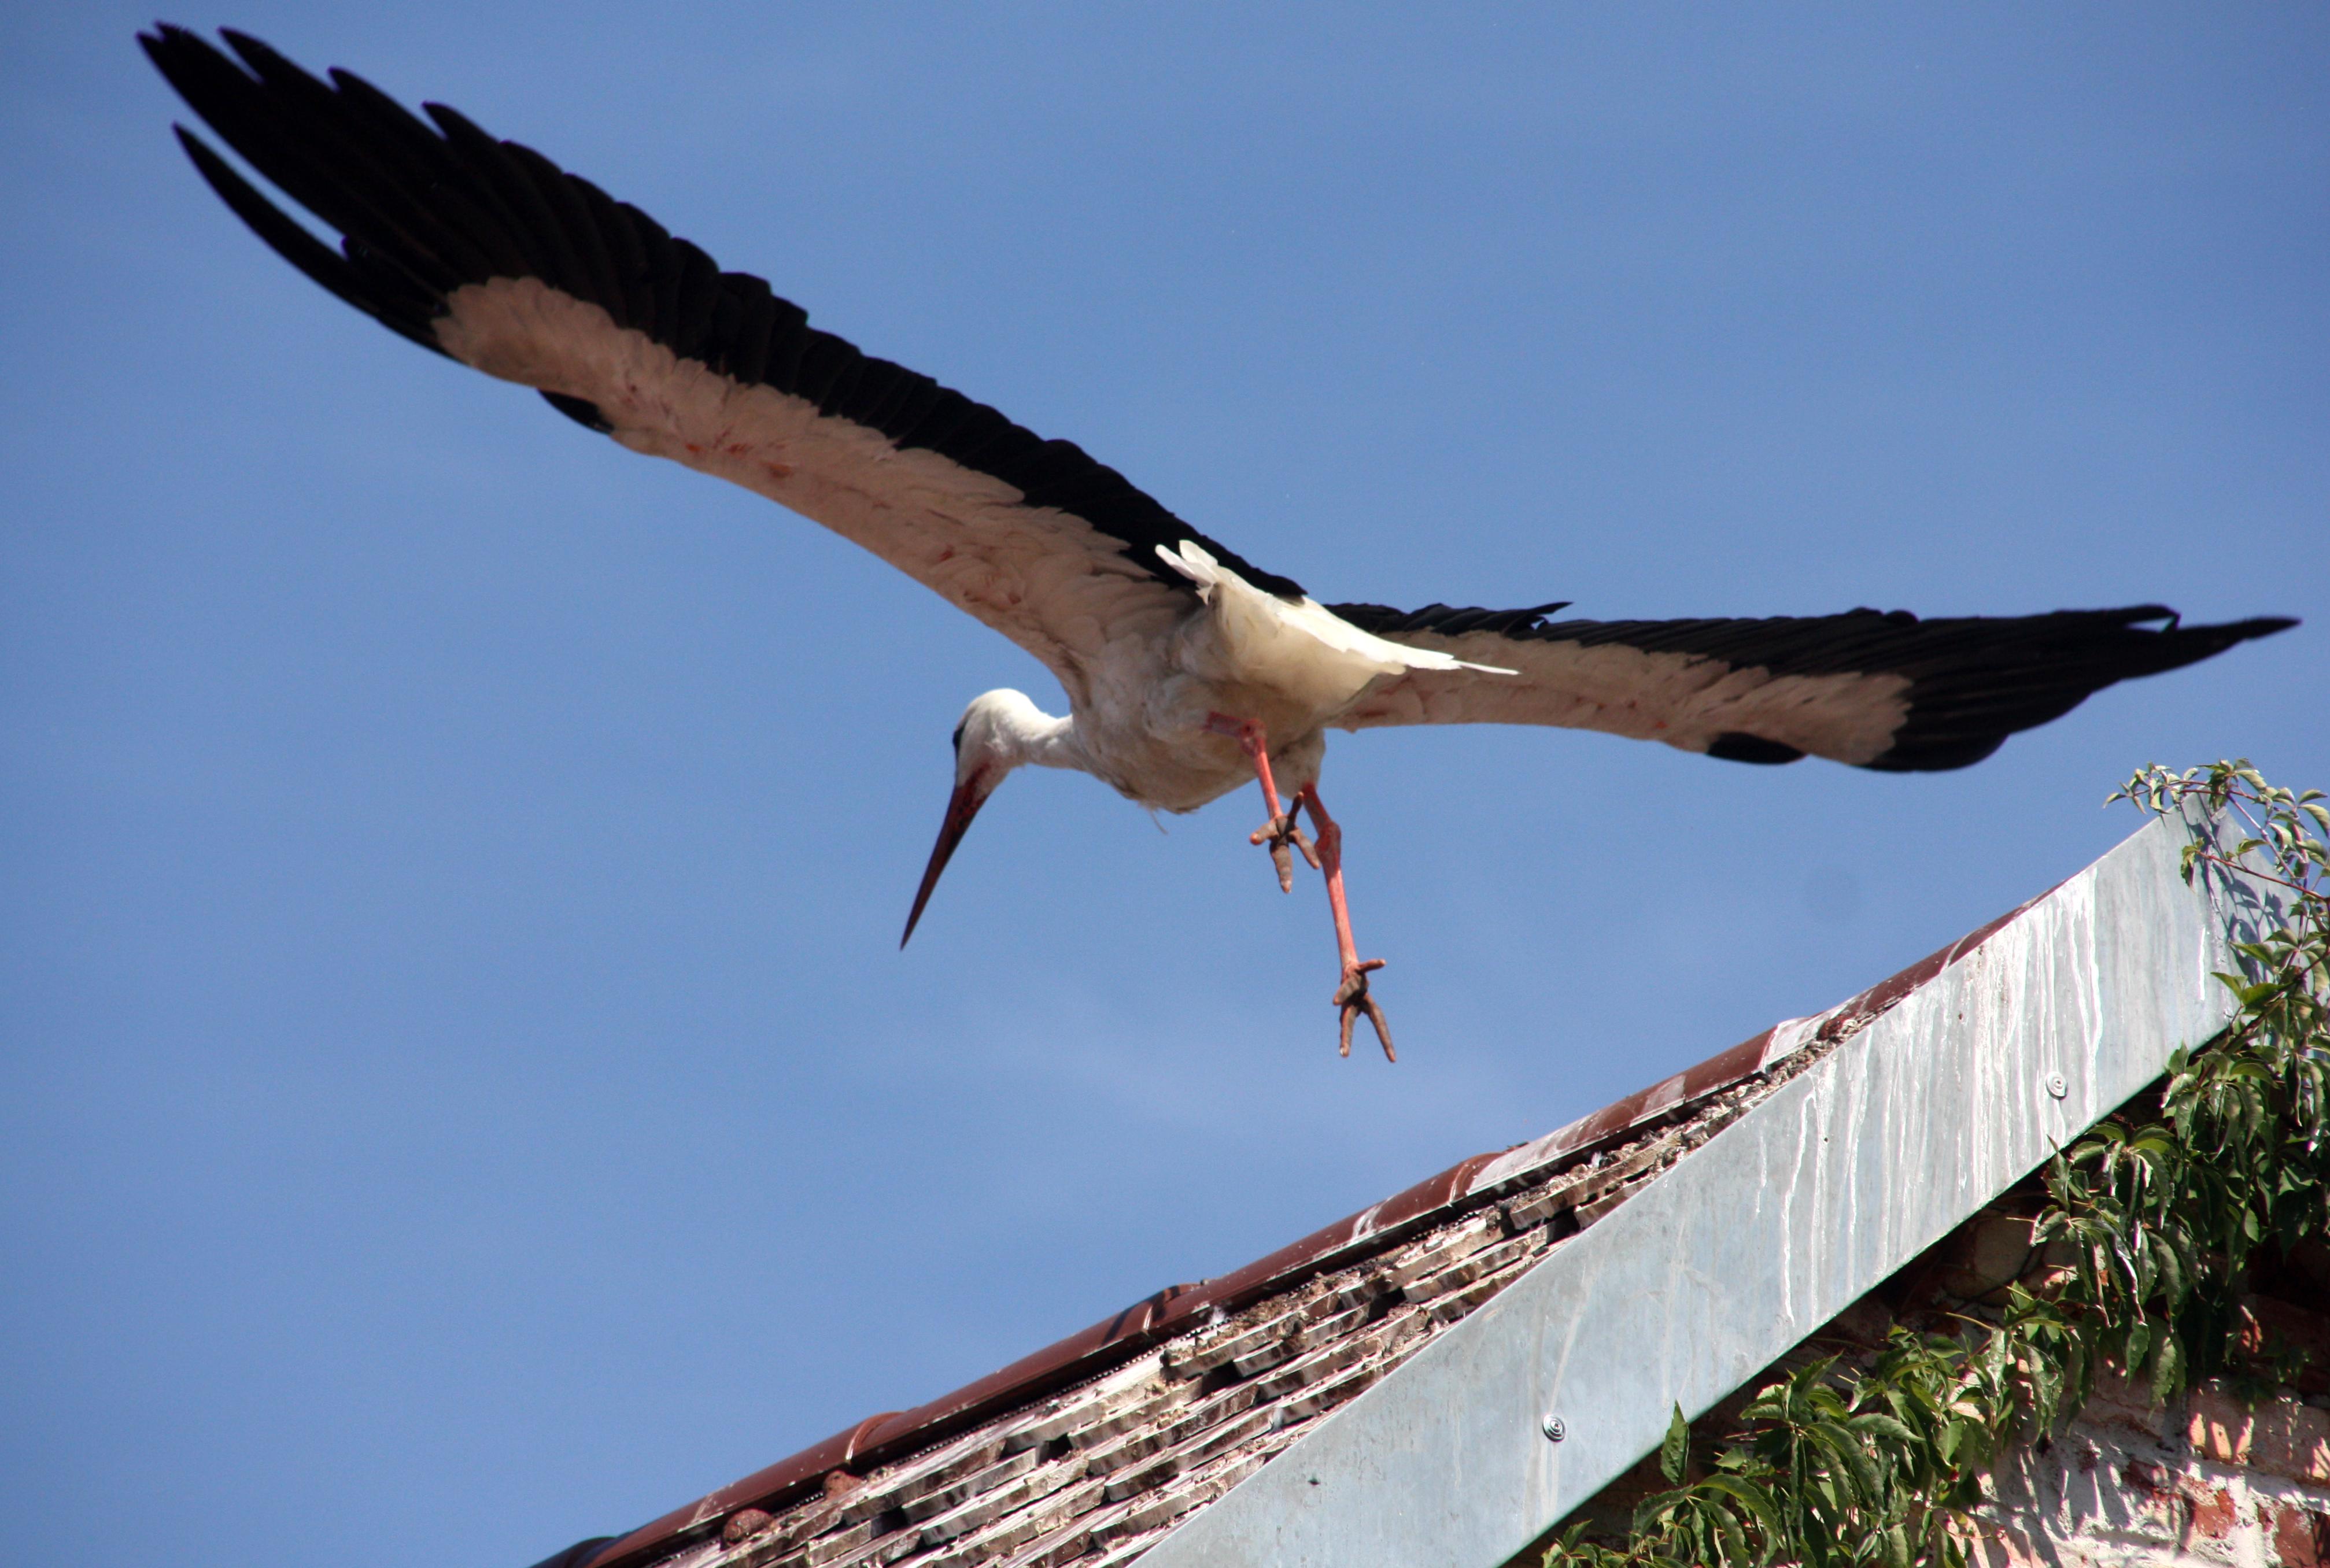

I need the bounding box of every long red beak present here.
[900,774,989,948]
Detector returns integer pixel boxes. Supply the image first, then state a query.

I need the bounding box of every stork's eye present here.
[951,720,967,754]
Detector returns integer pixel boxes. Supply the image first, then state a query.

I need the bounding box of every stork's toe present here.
[1332,959,1393,1061]
[1249,812,1319,893]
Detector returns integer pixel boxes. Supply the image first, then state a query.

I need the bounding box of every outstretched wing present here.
[141,26,1304,705]
[1328,601,2296,770]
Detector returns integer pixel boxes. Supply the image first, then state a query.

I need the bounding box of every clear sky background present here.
[4,6,2325,1567]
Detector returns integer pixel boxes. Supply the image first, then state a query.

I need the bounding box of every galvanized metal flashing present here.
[1138,809,2289,1568]
[589,902,1991,1568]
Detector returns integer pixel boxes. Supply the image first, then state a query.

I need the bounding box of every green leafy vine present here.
[1544,761,2329,1568]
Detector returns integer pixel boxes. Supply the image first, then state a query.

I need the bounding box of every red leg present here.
[1297,784,1393,1062]
[1205,713,1318,893]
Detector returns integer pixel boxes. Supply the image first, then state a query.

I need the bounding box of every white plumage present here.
[143,25,2298,1060]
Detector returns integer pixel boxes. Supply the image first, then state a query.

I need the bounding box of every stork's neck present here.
[970,690,1090,777]
[1002,704,1087,773]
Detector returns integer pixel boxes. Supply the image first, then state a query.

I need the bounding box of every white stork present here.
[145,27,2296,1059]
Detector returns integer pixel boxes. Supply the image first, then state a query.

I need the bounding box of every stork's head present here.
[900,690,1051,947]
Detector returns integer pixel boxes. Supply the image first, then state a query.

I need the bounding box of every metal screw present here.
[1541,1414,1567,1442]
[2043,1073,2068,1100]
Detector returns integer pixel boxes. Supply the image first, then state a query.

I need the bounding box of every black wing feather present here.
[141,24,1304,602]
[1333,601,2296,771]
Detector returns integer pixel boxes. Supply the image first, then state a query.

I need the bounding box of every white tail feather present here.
[1156,542,1512,677]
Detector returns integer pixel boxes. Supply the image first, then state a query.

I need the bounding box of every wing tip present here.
[1862,605,2298,773]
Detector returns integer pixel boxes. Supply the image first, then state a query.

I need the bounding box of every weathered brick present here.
[1079,1428,1168,1481]
[914,1458,1090,1555]
[2186,1481,2240,1539]
[1427,1281,1493,1326]
[943,1512,1049,1567]
[1567,1138,1677,1205]
[1272,1361,1383,1428]
[1295,1301,1368,1344]
[980,1478,1109,1559]
[1035,1493,1135,1560]
[899,1448,1042,1524]
[1377,1250,1440,1293]
[2273,1504,2330,1568]
[2192,1388,2259,1465]
[1099,1451,1182,1505]
[1459,1253,1541,1306]
[1201,1448,1269,1495]
[1001,1512,1100,1568]
[1080,1382,1247,1480]
[2242,1296,2330,1397]
[1501,1188,1574,1233]
[2073,1370,2165,1438]
[1576,1186,1636,1228]
[1168,1404,1277,1469]
[1158,1314,1293,1381]
[1462,1231,1543,1277]
[1170,1380,1259,1434]
[833,1437,1004,1529]
[1253,1338,1366,1401]
[792,1517,882,1568]
[1105,1410,1271,1506]
[915,1495,1006,1548]
[810,1519,924,1568]
[1066,1385,1192,1454]
[1224,1336,1294,1378]
[2189,1388,2330,1483]
[1090,1482,1199,1544]
[1398,1255,1480,1305]
[1957,1519,2049,1568]
[1125,1386,1256,1468]
[995,1404,1077,1455]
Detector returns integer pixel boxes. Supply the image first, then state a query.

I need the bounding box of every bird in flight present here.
[144,26,2295,1060]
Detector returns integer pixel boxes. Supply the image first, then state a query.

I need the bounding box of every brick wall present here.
[1965,1378,2330,1568]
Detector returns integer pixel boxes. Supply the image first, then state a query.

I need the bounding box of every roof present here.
[564,922,2027,1568]
[546,804,2272,1568]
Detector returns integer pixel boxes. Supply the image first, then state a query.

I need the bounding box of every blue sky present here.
[3,6,2324,1567]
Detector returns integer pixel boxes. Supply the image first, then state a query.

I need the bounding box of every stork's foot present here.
[1249,812,1320,894]
[1332,959,1394,1062]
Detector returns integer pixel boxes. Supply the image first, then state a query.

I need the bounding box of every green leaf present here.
[1575,757,2330,1568]
[1660,1403,1689,1485]
[1849,1411,1919,1448]
[1812,1423,1885,1506]
[2152,1329,2186,1404]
